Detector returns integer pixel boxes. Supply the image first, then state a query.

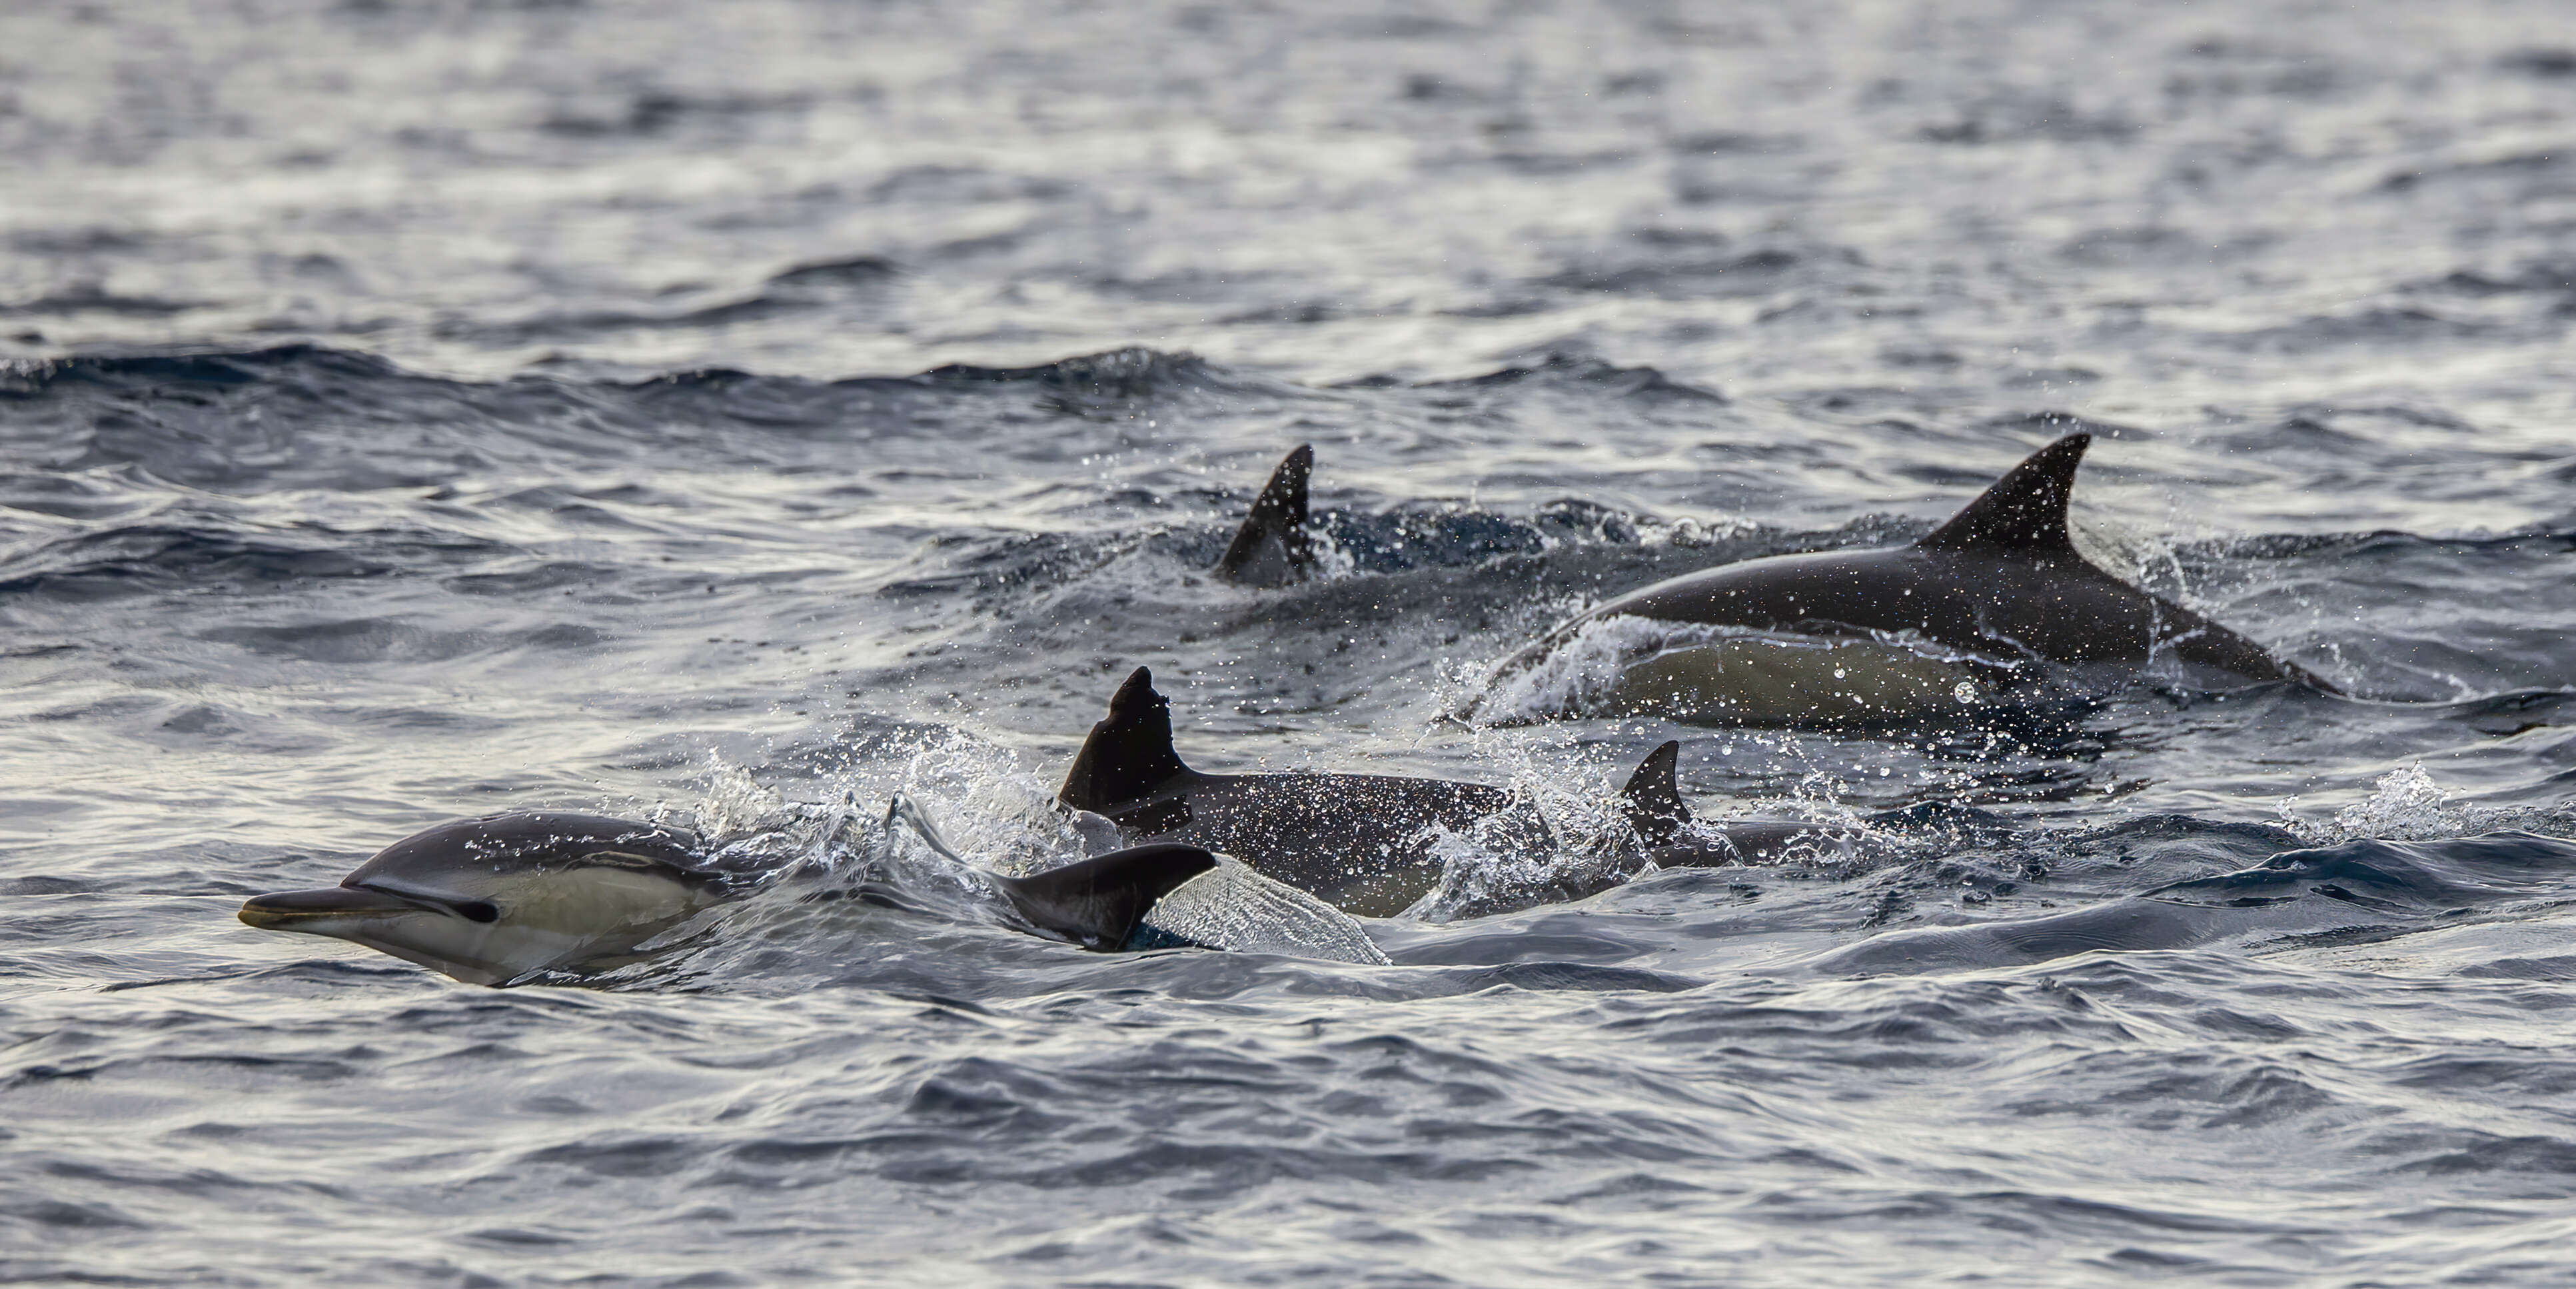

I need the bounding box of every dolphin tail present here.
[1214,445,1315,587]
[1617,740,1691,846]
[1915,433,2089,554]
[1057,666,1193,812]
[991,843,1219,950]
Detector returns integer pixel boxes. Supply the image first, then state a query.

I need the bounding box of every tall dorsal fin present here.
[1214,445,1314,587]
[1914,433,2090,554]
[990,843,1219,950]
[1618,740,1691,846]
[1057,667,1191,812]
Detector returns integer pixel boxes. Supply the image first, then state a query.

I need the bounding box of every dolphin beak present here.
[239,886,423,930]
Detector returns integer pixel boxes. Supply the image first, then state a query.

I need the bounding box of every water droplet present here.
[1953,681,1978,704]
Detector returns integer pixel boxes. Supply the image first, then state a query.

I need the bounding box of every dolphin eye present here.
[452,900,500,924]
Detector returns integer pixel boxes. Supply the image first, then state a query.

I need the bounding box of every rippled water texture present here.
[5,0,2576,1284]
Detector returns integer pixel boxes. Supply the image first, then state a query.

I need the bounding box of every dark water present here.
[7,0,2576,1283]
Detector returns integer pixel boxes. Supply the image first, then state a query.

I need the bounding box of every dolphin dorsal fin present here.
[991,843,1219,950]
[1618,740,1691,846]
[1214,445,1315,587]
[1057,667,1191,812]
[1914,433,2090,554]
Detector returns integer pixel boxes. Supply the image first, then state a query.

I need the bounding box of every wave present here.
[0,521,502,599]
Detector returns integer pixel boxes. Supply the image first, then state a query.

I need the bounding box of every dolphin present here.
[239,810,1218,984]
[1802,832,2574,976]
[1058,667,1536,916]
[1469,433,2339,724]
[1213,445,1316,587]
[1057,668,1874,916]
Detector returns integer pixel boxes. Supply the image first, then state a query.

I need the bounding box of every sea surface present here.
[5,0,2576,1284]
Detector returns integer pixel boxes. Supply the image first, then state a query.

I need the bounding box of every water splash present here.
[2286,763,2470,843]
[1135,858,1393,964]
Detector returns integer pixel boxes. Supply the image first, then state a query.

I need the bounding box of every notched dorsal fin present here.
[1915,433,2089,554]
[991,843,1219,950]
[1618,740,1690,846]
[1214,445,1314,587]
[1057,666,1191,812]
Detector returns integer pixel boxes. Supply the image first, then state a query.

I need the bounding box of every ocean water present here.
[5,0,2576,1283]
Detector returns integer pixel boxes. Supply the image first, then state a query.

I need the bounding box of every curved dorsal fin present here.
[1914,433,2090,554]
[1057,667,1191,812]
[1214,445,1314,587]
[1618,740,1690,846]
[991,843,1218,951]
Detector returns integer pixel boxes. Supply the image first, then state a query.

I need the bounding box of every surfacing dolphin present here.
[1057,668,1872,916]
[1057,667,1533,916]
[239,811,1218,984]
[1468,433,2339,725]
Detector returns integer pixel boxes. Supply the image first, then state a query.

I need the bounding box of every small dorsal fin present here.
[1214,445,1314,587]
[1057,667,1191,812]
[1914,433,2090,554]
[990,843,1219,950]
[1618,740,1691,846]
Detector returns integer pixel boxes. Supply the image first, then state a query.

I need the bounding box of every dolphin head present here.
[239,812,717,986]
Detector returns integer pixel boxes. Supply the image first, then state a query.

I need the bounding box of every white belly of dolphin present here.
[292,868,715,985]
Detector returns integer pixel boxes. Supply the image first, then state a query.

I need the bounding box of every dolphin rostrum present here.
[1471,433,2339,724]
[239,811,1218,984]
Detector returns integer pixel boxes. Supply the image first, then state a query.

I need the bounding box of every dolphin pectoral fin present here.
[991,843,1219,951]
[1058,666,1193,812]
[1618,740,1690,845]
[1915,433,2089,554]
[1214,444,1315,587]
[239,886,426,930]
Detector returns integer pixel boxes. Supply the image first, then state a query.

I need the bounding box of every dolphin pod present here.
[1214,435,2338,724]
[243,431,2361,982]
[239,811,1219,983]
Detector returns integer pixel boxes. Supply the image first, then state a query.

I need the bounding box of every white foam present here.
[1465,614,1707,724]
[2284,763,2471,844]
[1138,858,1392,964]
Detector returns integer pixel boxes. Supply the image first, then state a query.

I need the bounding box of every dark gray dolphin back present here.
[990,844,1219,950]
[1214,445,1314,587]
[346,812,707,888]
[1915,433,2089,553]
[1058,666,1193,812]
[1055,664,1529,916]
